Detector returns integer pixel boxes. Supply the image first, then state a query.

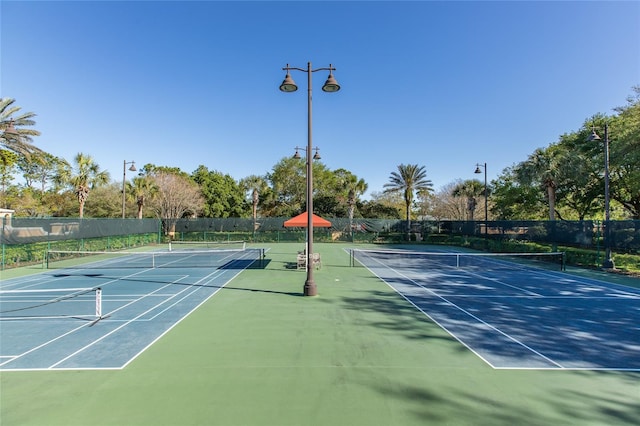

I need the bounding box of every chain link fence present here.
[2,216,638,269]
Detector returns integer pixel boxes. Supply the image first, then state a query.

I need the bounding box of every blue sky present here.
[2,0,639,199]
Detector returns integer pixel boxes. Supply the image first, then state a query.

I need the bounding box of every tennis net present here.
[0,287,102,320]
[350,249,565,271]
[46,246,247,269]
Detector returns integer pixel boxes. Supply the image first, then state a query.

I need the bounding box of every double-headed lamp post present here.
[474,163,488,234]
[587,124,615,269]
[122,160,136,219]
[280,62,340,296]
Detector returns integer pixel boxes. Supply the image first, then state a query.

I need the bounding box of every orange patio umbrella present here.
[283,212,332,228]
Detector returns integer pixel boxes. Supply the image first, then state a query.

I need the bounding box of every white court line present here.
[448,294,640,300]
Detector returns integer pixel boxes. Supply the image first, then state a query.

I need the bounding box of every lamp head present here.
[279,72,298,92]
[474,166,482,174]
[2,120,19,138]
[313,149,321,160]
[128,162,137,172]
[322,69,340,92]
[587,129,601,142]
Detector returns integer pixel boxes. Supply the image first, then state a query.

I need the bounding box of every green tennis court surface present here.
[1,243,638,426]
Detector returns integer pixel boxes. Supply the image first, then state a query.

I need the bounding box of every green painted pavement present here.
[1,243,638,425]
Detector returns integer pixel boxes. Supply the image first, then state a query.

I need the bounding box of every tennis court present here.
[351,248,640,370]
[0,243,264,371]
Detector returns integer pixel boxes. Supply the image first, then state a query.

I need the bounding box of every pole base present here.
[303,281,317,296]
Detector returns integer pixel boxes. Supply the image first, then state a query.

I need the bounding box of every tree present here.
[383,164,433,238]
[83,183,121,218]
[265,156,340,217]
[18,152,70,192]
[430,181,469,220]
[127,176,158,219]
[67,153,110,218]
[11,188,56,217]
[0,149,18,207]
[50,158,73,194]
[553,131,602,220]
[265,157,307,217]
[490,168,547,220]
[369,190,404,216]
[451,179,485,221]
[358,199,402,219]
[192,165,246,218]
[610,87,640,218]
[240,175,269,232]
[516,146,563,220]
[334,168,368,236]
[40,191,77,217]
[0,98,42,158]
[149,171,204,236]
[139,163,188,178]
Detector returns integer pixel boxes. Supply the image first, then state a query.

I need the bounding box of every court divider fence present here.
[1,216,639,270]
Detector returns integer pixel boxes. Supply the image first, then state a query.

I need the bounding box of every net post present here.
[95,288,102,318]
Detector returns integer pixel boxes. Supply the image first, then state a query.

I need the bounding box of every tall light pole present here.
[474,162,488,235]
[280,62,340,296]
[122,160,136,219]
[587,124,615,269]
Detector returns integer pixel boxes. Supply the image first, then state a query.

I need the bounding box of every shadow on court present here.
[219,258,271,270]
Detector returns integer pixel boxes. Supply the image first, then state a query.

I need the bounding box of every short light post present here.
[122,160,136,219]
[474,163,488,235]
[587,124,615,269]
[280,62,340,296]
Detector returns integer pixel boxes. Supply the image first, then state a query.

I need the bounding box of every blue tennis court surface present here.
[0,248,263,371]
[353,249,640,371]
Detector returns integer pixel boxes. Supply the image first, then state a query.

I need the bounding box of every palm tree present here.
[240,175,269,233]
[127,176,158,219]
[68,153,109,218]
[517,147,561,220]
[384,164,433,239]
[0,98,42,158]
[335,169,368,237]
[452,179,485,220]
[51,158,72,193]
